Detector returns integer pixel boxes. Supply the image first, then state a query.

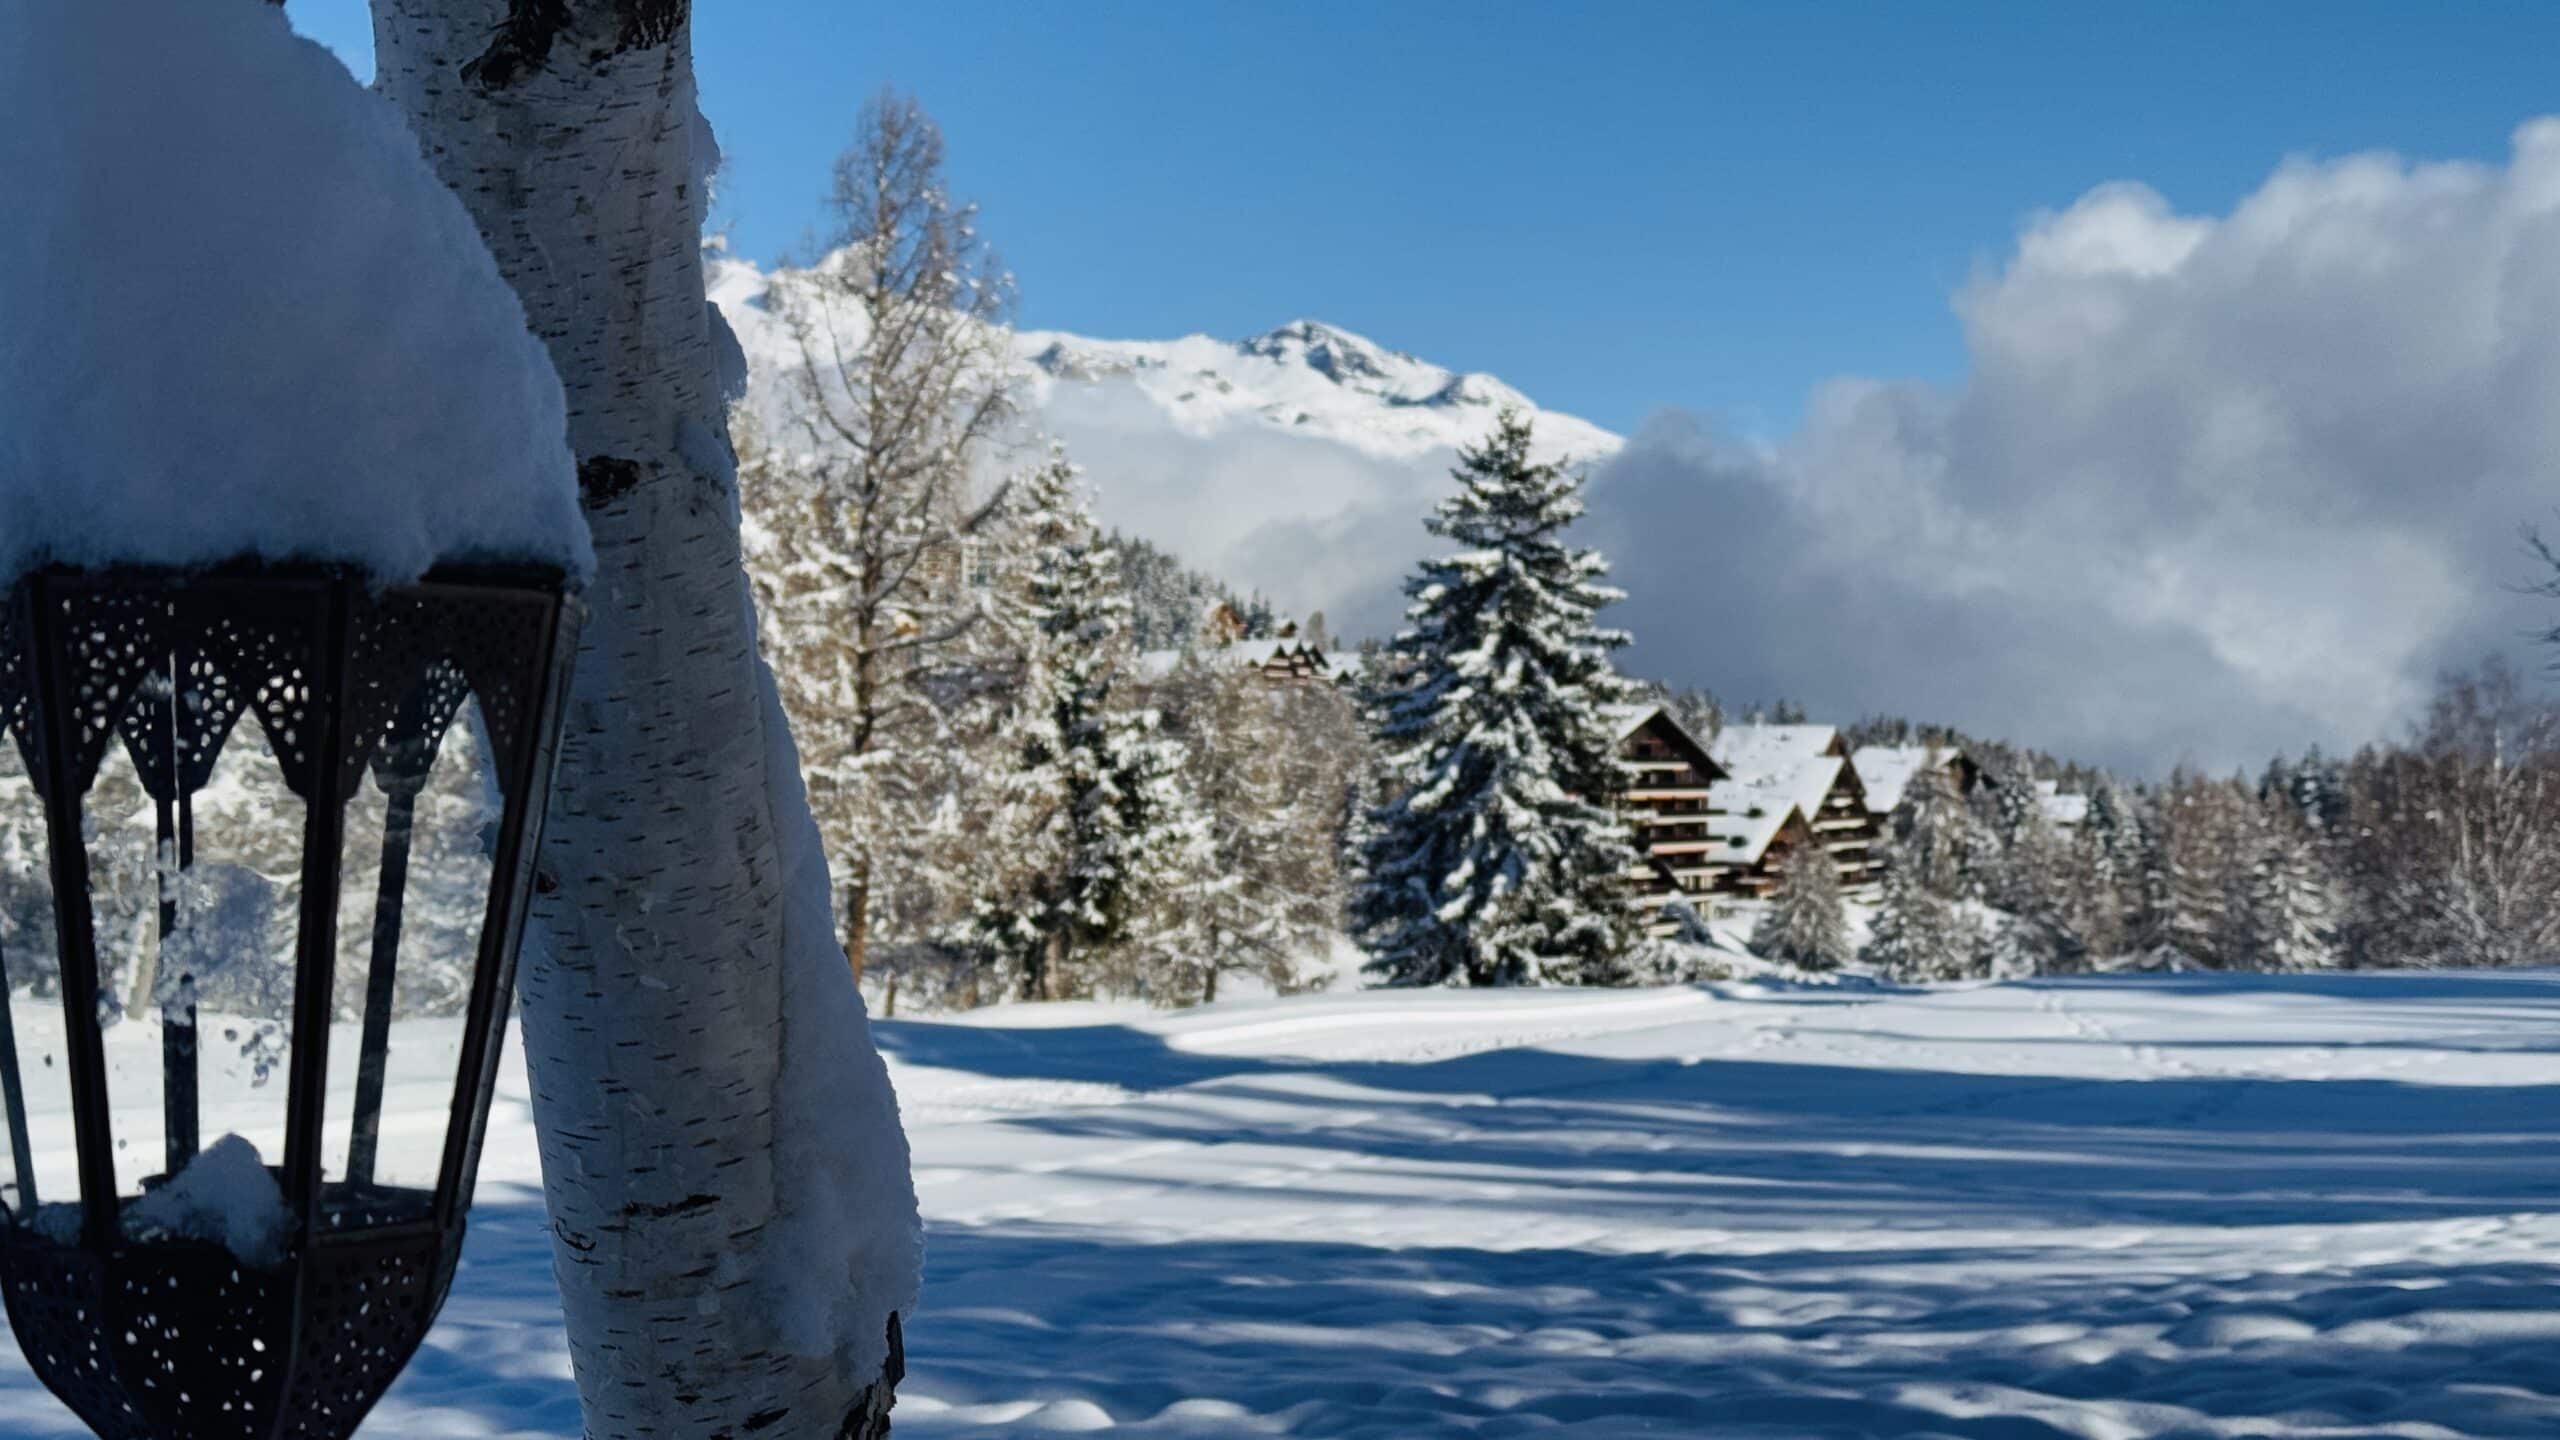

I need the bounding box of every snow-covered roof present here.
[1136,640,1330,681]
[1703,784,1808,867]
[1853,745,1966,815]
[1699,725,1853,869]
[1714,724,1840,777]
[1606,702,1662,742]
[1224,639,1323,669]
[2036,780,2091,828]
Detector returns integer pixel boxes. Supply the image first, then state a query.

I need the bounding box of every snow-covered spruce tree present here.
[1995,813,2090,975]
[1864,759,1984,981]
[751,88,1017,983]
[2135,771,2254,969]
[372,4,915,1434]
[2080,780,2148,958]
[1865,861,1978,983]
[2225,806,2340,971]
[1352,410,1640,987]
[1753,841,1854,972]
[960,453,1201,1000]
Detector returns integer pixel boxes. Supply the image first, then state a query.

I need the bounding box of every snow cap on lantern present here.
[0,0,590,586]
[0,10,588,1437]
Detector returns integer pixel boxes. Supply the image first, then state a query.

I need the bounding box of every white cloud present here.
[1036,380,1445,634]
[1592,121,2560,773]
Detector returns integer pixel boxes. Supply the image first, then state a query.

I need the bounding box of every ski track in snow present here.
[6,972,2560,1436]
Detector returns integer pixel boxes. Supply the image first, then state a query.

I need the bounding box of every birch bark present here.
[370,4,916,1435]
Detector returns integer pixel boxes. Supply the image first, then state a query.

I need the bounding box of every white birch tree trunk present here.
[371,4,917,1435]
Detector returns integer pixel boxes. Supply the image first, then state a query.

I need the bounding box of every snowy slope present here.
[709,255,1621,639]
[8,972,2560,1436]
[1011,319,1620,466]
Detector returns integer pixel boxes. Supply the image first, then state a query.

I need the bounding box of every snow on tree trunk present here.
[370,5,918,1436]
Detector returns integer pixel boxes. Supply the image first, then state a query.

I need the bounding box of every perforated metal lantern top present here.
[0,565,578,1440]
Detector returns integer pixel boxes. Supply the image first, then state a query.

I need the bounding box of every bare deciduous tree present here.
[757,88,1019,984]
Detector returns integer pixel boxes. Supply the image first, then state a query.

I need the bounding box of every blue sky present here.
[288,2,2560,438]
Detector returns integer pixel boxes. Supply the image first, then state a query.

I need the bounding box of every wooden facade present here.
[1611,705,1730,932]
[1232,639,1331,683]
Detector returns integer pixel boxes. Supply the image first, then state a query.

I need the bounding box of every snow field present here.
[5,971,2560,1436]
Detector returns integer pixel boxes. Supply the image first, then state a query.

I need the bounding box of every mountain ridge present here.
[709,251,1621,635]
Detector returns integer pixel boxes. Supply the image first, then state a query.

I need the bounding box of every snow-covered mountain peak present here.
[1239,318,1408,385]
[710,250,1622,633]
[1011,316,1619,466]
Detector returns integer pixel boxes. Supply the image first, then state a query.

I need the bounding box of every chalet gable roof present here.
[1136,638,1332,682]
[1607,703,1726,781]
[1850,743,1966,814]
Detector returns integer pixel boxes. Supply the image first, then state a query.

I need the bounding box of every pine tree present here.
[2227,808,2339,971]
[1865,759,1984,981]
[1352,410,1639,987]
[961,454,1201,1000]
[2134,780,2212,967]
[1754,841,1854,972]
[2082,781,2147,956]
[1865,858,1981,982]
[1893,757,1976,895]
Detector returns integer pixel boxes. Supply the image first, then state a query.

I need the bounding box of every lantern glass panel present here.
[87,713,301,1205]
[318,692,498,1223]
[0,735,75,1223]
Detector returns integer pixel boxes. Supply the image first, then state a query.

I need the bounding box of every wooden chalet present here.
[1710,724,1885,896]
[1701,799,1817,901]
[1136,637,1332,685]
[1223,638,1332,683]
[1608,704,1730,932]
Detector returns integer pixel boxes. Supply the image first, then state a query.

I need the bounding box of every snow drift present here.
[0,0,589,586]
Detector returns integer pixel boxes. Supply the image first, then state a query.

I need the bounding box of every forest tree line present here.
[735,89,2560,1005]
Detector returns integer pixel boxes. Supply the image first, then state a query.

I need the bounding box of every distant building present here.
[1700,792,1816,902]
[1712,724,1884,895]
[1136,641,1332,684]
[1608,704,1732,931]
[2035,778,2090,830]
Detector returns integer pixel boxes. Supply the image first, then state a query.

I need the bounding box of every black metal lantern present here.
[0,564,578,1440]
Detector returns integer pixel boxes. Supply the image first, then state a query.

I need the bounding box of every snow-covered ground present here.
[8,970,2560,1436]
